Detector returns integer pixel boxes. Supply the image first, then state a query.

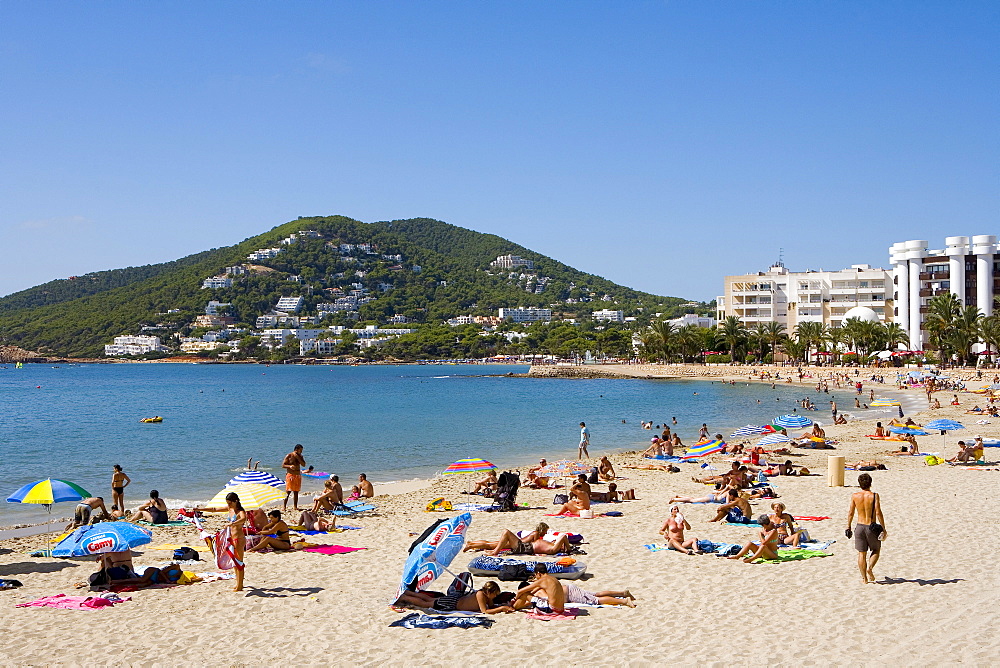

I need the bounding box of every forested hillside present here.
[0,216,709,357]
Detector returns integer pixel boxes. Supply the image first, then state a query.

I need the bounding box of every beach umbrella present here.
[52,522,152,557]
[887,426,929,436]
[924,419,965,449]
[7,479,90,511]
[774,414,813,429]
[730,425,771,437]
[681,438,726,459]
[207,482,284,510]
[870,400,901,407]
[757,433,792,447]
[536,460,591,477]
[442,458,496,475]
[395,512,472,602]
[226,471,285,488]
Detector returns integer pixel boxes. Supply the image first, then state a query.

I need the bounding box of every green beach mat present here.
[753,548,830,564]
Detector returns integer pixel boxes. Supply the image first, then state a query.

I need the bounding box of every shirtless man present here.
[66,497,111,531]
[693,461,740,485]
[329,475,345,505]
[282,444,306,511]
[660,505,701,554]
[556,481,591,515]
[846,472,886,584]
[520,578,635,609]
[514,563,567,612]
[728,515,780,562]
[358,473,374,498]
[598,456,616,481]
[709,489,753,523]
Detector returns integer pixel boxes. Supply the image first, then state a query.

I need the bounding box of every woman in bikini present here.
[110,465,130,516]
[225,492,247,592]
[132,490,169,524]
[247,510,293,552]
[555,482,591,516]
[660,505,701,554]
[728,515,781,562]
[768,502,804,546]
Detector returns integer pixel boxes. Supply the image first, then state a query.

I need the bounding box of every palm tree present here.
[951,305,983,366]
[649,320,676,363]
[750,322,769,363]
[825,326,845,364]
[780,337,806,363]
[882,322,908,352]
[676,325,703,362]
[979,314,1000,361]
[764,321,787,363]
[925,293,962,366]
[794,321,825,364]
[720,316,746,363]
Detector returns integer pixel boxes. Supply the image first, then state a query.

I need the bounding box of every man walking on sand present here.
[846,473,886,584]
[282,444,307,511]
[578,422,590,459]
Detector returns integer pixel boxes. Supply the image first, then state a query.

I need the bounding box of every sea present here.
[0,363,862,526]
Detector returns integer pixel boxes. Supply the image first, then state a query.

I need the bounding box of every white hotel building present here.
[717,263,892,330]
[104,335,169,356]
[890,236,998,350]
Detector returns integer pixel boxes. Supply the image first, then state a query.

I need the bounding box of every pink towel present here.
[302,545,366,555]
[526,607,579,620]
[16,594,128,610]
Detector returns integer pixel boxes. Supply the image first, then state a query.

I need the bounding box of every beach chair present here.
[490,471,521,512]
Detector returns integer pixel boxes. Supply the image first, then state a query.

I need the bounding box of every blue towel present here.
[389,613,494,629]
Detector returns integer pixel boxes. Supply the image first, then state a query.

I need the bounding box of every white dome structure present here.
[842,306,879,323]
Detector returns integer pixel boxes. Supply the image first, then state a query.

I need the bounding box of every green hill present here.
[0,216,709,357]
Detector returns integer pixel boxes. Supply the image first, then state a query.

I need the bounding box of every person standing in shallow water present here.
[578,422,590,459]
[846,473,886,584]
[111,464,130,514]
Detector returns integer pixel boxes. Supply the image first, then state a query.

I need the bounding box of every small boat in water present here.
[139,416,163,423]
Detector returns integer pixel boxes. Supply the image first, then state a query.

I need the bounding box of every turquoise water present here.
[0,363,855,525]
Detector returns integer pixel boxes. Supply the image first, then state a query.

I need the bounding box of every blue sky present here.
[1,2,997,300]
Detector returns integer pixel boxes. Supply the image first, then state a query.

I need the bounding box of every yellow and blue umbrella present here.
[682,439,726,459]
[207,482,284,510]
[870,400,901,407]
[7,479,90,511]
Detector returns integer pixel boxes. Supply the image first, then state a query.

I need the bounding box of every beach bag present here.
[173,547,200,561]
[425,497,453,512]
[868,494,884,538]
[498,563,531,581]
[587,468,599,484]
[924,455,944,466]
[552,494,569,505]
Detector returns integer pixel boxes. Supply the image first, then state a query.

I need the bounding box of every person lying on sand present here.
[659,505,701,554]
[590,482,636,502]
[113,563,185,588]
[728,515,780,562]
[709,489,753,524]
[297,510,335,532]
[668,485,731,504]
[463,522,572,556]
[513,569,635,609]
[397,581,514,614]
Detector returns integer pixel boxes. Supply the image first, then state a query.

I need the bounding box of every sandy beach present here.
[1,364,998,666]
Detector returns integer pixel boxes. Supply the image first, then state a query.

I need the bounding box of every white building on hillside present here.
[667,313,717,328]
[205,300,231,315]
[890,236,999,350]
[201,277,232,289]
[717,262,892,331]
[248,248,282,262]
[491,254,534,270]
[104,335,169,356]
[499,307,552,323]
[592,309,624,322]
[275,296,305,313]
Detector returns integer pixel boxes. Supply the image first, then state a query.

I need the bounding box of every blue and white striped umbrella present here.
[730,425,771,437]
[757,433,792,447]
[226,470,284,488]
[774,414,813,428]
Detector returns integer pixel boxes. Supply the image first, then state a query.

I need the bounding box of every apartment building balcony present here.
[919,271,949,281]
[919,288,949,298]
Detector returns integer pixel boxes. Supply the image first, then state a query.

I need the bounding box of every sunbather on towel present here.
[768,502,804,546]
[591,483,636,502]
[669,484,732,504]
[247,510,292,552]
[555,482,590,516]
[112,563,184,588]
[513,563,567,612]
[515,577,635,609]
[298,510,336,532]
[709,489,753,523]
[659,505,701,554]
[397,581,514,614]
[463,522,572,556]
[728,515,780,562]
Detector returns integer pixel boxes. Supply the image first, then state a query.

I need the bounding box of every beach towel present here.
[214,527,243,571]
[792,516,831,521]
[452,503,496,512]
[526,608,579,620]
[301,545,366,555]
[389,613,494,629]
[752,549,831,564]
[16,594,129,610]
